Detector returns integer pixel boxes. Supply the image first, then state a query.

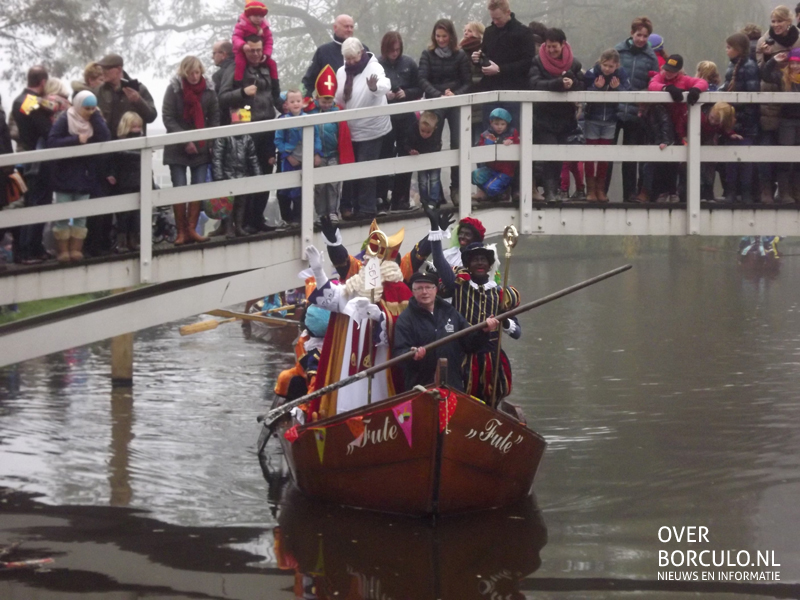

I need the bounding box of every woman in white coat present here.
[335,37,392,218]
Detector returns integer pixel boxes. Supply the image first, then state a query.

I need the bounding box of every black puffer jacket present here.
[393,296,489,392]
[528,55,585,133]
[162,76,220,167]
[641,104,674,146]
[723,56,761,138]
[211,135,262,181]
[379,54,423,102]
[476,13,536,91]
[418,48,471,98]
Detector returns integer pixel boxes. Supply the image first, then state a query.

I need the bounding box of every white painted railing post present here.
[139,148,154,283]
[301,124,315,251]
[459,105,472,219]
[519,101,534,234]
[687,102,702,235]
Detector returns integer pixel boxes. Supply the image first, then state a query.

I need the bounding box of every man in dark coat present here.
[394,272,499,392]
[301,15,368,96]
[218,35,277,233]
[471,0,535,129]
[11,66,54,263]
[212,40,235,126]
[92,53,158,255]
[528,28,585,201]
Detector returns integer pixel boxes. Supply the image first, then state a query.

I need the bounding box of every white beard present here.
[343,260,404,301]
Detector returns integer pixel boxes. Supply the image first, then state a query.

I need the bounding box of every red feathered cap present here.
[245,0,268,17]
[458,217,485,241]
[315,64,338,98]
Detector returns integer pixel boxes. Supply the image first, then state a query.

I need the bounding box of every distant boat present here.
[270,384,547,517]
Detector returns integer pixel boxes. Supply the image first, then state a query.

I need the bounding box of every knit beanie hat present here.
[245,0,268,17]
[489,107,512,124]
[649,33,664,51]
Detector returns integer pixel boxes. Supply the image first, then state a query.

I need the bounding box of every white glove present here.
[304,245,328,288]
[365,303,383,322]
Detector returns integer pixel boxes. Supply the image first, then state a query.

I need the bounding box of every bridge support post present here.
[301,125,315,250]
[459,105,472,219]
[519,101,534,234]
[111,332,134,387]
[687,103,702,235]
[139,148,154,283]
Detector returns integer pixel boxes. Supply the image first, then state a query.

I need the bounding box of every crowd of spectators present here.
[1,0,800,266]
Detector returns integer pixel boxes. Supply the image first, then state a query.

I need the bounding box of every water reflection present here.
[108,386,134,506]
[275,487,547,600]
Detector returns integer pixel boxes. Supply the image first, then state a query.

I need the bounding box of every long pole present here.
[490,226,518,409]
[367,288,375,405]
[257,264,632,428]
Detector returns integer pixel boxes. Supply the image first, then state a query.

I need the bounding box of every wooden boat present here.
[244,299,301,344]
[274,484,547,600]
[273,384,547,517]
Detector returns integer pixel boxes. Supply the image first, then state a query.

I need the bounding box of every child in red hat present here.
[232,0,274,81]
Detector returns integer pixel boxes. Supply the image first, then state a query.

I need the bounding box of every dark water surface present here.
[2,237,799,599]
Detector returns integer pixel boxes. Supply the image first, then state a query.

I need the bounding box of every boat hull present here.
[276,386,546,516]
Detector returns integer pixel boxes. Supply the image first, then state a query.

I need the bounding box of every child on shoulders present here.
[232,0,274,81]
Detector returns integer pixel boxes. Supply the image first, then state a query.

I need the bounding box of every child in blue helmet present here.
[471,107,519,201]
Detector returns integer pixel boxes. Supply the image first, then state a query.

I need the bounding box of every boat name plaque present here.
[347,415,399,455]
[465,418,524,454]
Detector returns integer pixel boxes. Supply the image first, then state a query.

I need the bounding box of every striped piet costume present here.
[431,234,521,402]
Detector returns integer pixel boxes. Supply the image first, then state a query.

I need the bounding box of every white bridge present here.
[1,90,798,366]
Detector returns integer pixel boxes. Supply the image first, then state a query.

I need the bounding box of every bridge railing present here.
[0,90,796,283]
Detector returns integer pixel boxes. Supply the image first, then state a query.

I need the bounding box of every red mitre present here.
[315,64,338,98]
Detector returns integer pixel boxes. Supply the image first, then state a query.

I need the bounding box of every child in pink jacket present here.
[648,54,709,142]
[232,0,274,81]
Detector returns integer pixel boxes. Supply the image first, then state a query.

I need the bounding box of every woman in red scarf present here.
[528,27,585,202]
[162,55,220,244]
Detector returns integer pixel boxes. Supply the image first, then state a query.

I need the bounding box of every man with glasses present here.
[394,271,499,392]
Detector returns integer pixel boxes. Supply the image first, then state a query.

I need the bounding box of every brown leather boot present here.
[585,176,597,201]
[173,203,188,245]
[53,228,71,263]
[186,201,209,243]
[595,174,609,202]
[69,226,88,261]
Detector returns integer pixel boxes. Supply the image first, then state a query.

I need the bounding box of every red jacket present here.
[648,72,709,140]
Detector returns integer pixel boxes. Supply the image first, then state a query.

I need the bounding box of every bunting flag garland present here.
[438,388,458,433]
[391,400,413,448]
[284,425,300,443]
[346,416,365,439]
[313,428,326,464]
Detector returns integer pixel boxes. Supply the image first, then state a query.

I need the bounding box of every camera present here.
[120,78,141,92]
[479,52,491,68]
[765,37,776,45]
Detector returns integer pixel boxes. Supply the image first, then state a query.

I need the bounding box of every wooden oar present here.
[256,263,633,429]
[179,317,238,336]
[204,309,297,325]
[180,307,297,336]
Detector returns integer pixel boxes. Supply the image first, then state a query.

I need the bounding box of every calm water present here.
[2,237,799,599]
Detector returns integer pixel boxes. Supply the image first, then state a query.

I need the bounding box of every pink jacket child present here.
[232,0,274,81]
[648,54,709,141]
